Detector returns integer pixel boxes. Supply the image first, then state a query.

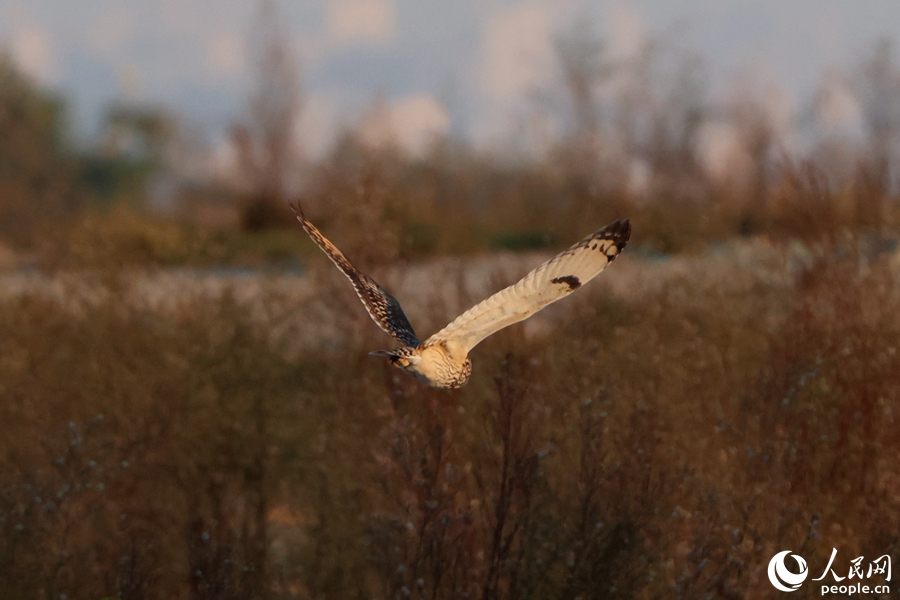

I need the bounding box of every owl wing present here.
[290,203,420,347]
[425,219,631,355]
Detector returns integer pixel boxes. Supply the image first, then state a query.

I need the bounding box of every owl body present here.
[373,342,473,389]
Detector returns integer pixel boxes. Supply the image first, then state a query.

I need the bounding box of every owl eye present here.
[392,357,410,368]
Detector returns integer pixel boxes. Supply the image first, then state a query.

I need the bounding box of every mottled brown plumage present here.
[290,203,419,348]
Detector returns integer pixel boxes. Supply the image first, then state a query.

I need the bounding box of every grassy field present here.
[2,229,899,599]
[4,22,900,598]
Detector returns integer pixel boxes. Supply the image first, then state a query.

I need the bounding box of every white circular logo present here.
[768,550,809,592]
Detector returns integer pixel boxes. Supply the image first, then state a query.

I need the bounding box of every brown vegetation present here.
[2,18,900,599]
[2,212,899,597]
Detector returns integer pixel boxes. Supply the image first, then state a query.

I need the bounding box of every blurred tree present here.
[232,0,303,231]
[611,37,709,203]
[79,103,178,207]
[102,104,176,162]
[0,52,80,248]
[557,20,609,155]
[554,19,615,194]
[552,23,709,205]
[856,38,900,186]
[730,93,778,206]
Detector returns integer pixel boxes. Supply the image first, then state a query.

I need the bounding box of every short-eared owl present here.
[291,203,630,388]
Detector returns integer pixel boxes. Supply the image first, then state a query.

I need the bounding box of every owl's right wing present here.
[291,203,420,348]
[425,219,631,355]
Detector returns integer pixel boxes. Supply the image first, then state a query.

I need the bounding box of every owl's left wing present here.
[290,203,420,347]
[425,219,630,355]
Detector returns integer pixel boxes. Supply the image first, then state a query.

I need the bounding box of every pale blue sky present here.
[0,0,897,154]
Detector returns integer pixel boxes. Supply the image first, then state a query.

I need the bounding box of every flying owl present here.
[291,203,630,388]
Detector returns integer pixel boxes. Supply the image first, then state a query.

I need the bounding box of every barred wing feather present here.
[290,203,421,347]
[426,219,630,355]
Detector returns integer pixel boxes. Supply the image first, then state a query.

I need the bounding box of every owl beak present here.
[370,350,415,368]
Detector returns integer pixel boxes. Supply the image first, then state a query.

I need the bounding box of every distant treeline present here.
[2,36,900,267]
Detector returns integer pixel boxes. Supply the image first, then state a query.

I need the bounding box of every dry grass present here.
[2,220,899,598]
[4,27,900,599]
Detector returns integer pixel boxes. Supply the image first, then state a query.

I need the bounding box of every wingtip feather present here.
[601,218,631,250]
[288,201,306,221]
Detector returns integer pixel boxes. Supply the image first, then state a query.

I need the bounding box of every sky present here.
[1,0,898,157]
